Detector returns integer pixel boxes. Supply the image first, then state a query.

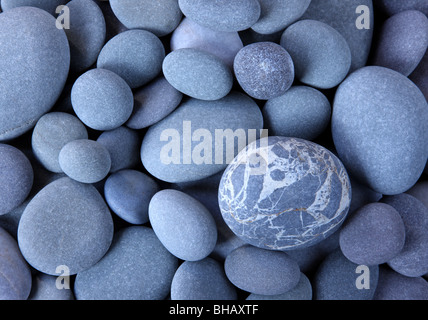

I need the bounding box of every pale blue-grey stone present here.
[28,273,74,300]
[0,0,64,15]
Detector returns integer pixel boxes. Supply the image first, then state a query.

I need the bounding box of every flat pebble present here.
[148,189,217,261]
[109,0,182,37]
[170,257,237,300]
[339,202,406,266]
[313,249,379,300]
[71,68,134,131]
[280,19,351,89]
[0,0,64,15]
[104,169,159,225]
[126,76,183,130]
[0,144,34,216]
[178,0,261,32]
[163,48,233,101]
[59,139,111,184]
[332,66,428,195]
[74,226,179,300]
[218,136,351,251]
[17,177,114,275]
[262,86,331,141]
[97,29,165,89]
[0,227,32,300]
[31,112,88,173]
[28,273,74,300]
[0,7,70,141]
[372,10,428,76]
[224,245,300,295]
[375,0,428,16]
[234,42,294,100]
[382,194,428,277]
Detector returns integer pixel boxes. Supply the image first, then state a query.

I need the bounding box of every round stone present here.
[163,48,233,101]
[280,19,351,89]
[234,42,295,100]
[71,68,134,131]
[97,29,165,89]
[224,244,300,295]
[0,0,64,15]
[218,136,352,251]
[0,7,70,141]
[59,139,111,184]
[17,177,114,275]
[0,144,34,216]
[31,112,88,173]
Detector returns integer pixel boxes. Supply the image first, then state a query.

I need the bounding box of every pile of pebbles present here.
[0,0,427,301]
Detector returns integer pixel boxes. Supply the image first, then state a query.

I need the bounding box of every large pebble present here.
[171,257,237,300]
[331,66,428,195]
[97,29,165,89]
[170,17,243,68]
[74,226,179,300]
[339,202,406,266]
[280,19,351,89]
[262,86,331,141]
[251,0,311,34]
[372,10,428,76]
[31,112,88,173]
[17,177,114,275]
[109,0,182,37]
[178,0,261,32]
[0,7,70,141]
[218,136,351,251]
[0,0,64,15]
[382,194,428,277]
[163,48,233,101]
[71,68,134,131]
[233,42,294,100]
[0,227,32,300]
[59,139,111,184]
[148,189,217,261]
[224,245,300,295]
[140,91,264,183]
[0,144,34,216]
[375,0,428,16]
[28,273,74,300]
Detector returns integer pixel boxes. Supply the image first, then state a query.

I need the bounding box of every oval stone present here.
[17,177,114,275]
[331,66,428,195]
[218,136,351,251]
[140,91,264,183]
[0,7,70,141]
[163,48,233,101]
[148,189,217,261]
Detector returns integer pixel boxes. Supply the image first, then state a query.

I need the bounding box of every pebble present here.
[313,249,379,300]
[224,244,300,295]
[409,50,428,102]
[339,202,406,266]
[17,177,114,275]
[126,76,183,130]
[31,112,88,173]
[0,0,64,15]
[74,226,179,300]
[28,273,74,300]
[140,91,263,183]
[109,0,182,37]
[280,19,351,89]
[170,257,237,300]
[233,42,295,100]
[372,10,428,76]
[0,144,34,216]
[71,68,134,131]
[375,0,428,17]
[218,136,351,251]
[406,181,428,209]
[94,0,128,41]
[163,48,234,101]
[332,66,428,195]
[59,139,111,184]
[0,6,70,141]
[0,227,32,300]
[170,17,244,68]
[382,194,428,277]
[148,189,217,261]
[97,29,165,89]
[262,86,331,141]
[104,169,159,225]
[178,0,261,32]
